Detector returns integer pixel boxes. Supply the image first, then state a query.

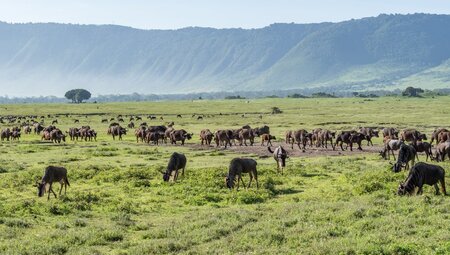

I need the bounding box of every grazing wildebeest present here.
[197,116,203,120]
[239,128,256,146]
[261,134,276,146]
[1,128,11,141]
[177,114,182,118]
[226,158,258,190]
[318,129,335,150]
[160,152,186,182]
[359,127,379,146]
[292,129,309,151]
[430,128,448,145]
[73,119,79,123]
[349,132,365,151]
[214,130,232,148]
[268,146,287,174]
[380,138,403,160]
[200,129,213,146]
[128,122,135,129]
[392,144,416,172]
[135,116,142,121]
[33,123,44,134]
[434,141,450,162]
[397,162,446,196]
[36,166,70,200]
[101,119,108,123]
[52,119,58,125]
[10,130,20,141]
[109,125,127,140]
[400,129,427,145]
[383,127,399,139]
[414,141,433,161]
[170,129,192,145]
[23,125,32,134]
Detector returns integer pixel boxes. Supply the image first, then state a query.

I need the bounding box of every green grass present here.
[0,97,448,254]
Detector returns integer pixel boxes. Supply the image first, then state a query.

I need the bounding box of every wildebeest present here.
[23,125,32,134]
[392,144,416,172]
[359,127,379,146]
[50,129,66,143]
[101,119,108,123]
[268,146,287,174]
[74,119,80,123]
[214,130,232,148]
[414,141,433,161]
[349,132,365,151]
[438,131,450,144]
[177,114,182,118]
[434,141,450,162]
[135,126,147,143]
[318,129,335,150]
[261,134,276,146]
[225,158,258,190]
[52,119,58,125]
[400,129,427,145]
[430,128,448,145]
[33,123,44,134]
[292,129,309,151]
[109,125,127,140]
[68,127,80,141]
[36,166,70,200]
[239,128,256,146]
[397,162,446,196]
[128,122,135,129]
[160,152,186,182]
[11,130,20,141]
[383,127,399,139]
[285,130,294,144]
[335,131,357,151]
[170,129,192,145]
[1,128,11,141]
[380,138,403,160]
[200,129,213,146]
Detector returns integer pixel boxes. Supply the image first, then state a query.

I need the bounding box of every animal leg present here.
[440,178,447,195]
[247,174,253,189]
[59,182,63,195]
[434,184,440,195]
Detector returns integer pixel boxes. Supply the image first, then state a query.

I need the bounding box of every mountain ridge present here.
[0,13,449,96]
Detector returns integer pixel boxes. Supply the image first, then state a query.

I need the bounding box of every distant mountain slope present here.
[0,14,449,96]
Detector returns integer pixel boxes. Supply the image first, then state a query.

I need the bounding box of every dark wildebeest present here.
[36,166,70,200]
[170,129,193,145]
[73,119,80,123]
[383,127,399,139]
[359,127,379,146]
[160,152,186,182]
[86,129,97,141]
[33,123,44,134]
[268,146,287,174]
[397,162,446,196]
[226,158,258,190]
[214,130,232,148]
[349,132,365,151]
[400,129,427,145]
[318,129,336,150]
[52,119,58,125]
[430,128,448,145]
[177,114,182,118]
[11,130,20,141]
[101,119,108,123]
[197,116,203,120]
[68,127,80,141]
[109,125,127,140]
[1,128,11,141]
[392,144,416,172]
[128,122,135,129]
[23,125,32,134]
[292,129,309,151]
[414,141,433,161]
[261,134,276,146]
[136,116,142,121]
[200,129,213,146]
[146,132,160,145]
[380,138,403,160]
[434,141,450,162]
[335,131,357,151]
[239,128,256,146]
[50,129,66,143]
[438,131,450,144]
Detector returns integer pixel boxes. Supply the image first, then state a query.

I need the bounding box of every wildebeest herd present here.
[0,115,447,198]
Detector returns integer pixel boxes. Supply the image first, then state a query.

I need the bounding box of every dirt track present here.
[189,141,384,158]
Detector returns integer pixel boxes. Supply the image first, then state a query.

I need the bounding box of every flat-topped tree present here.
[65,89,91,103]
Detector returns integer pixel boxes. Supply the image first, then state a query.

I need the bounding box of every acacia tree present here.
[65,89,91,103]
[402,87,424,97]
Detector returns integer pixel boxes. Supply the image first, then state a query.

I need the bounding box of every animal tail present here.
[267,146,274,153]
[65,177,70,187]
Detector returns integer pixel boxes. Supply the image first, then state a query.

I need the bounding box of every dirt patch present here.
[188,141,384,158]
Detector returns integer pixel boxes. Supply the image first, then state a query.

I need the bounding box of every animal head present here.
[392,162,402,173]
[373,130,379,137]
[36,181,46,197]
[225,175,235,189]
[159,169,170,182]
[397,182,407,195]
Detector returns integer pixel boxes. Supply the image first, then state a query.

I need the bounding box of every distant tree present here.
[352,92,359,97]
[311,92,337,98]
[225,95,245,100]
[402,87,424,97]
[65,89,91,103]
[271,107,283,114]
[287,93,308,98]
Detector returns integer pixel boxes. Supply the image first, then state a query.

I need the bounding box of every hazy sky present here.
[0,0,449,29]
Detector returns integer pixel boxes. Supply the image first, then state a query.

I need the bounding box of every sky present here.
[0,0,449,29]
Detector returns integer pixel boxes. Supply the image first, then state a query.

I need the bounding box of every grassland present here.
[0,97,448,255]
